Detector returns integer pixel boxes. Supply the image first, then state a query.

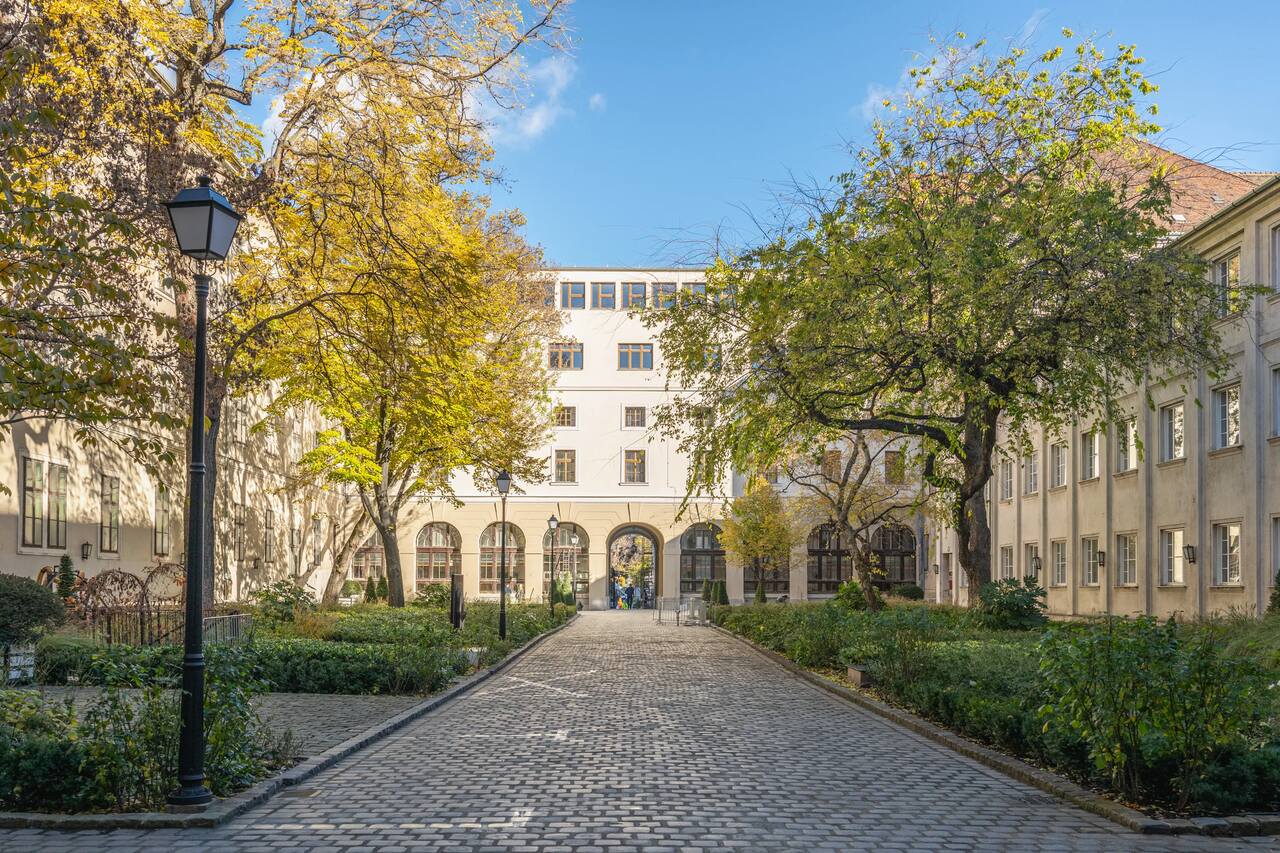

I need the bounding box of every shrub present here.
[1270,569,1280,614]
[974,577,1046,630]
[57,555,76,600]
[890,583,924,600]
[412,583,452,609]
[833,578,881,611]
[341,579,364,597]
[0,573,66,648]
[753,582,766,604]
[375,576,389,601]
[250,580,316,622]
[253,637,463,694]
[715,580,729,606]
[701,579,711,602]
[364,576,377,602]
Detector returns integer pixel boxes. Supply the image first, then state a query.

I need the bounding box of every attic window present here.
[1171,213,1187,223]
[1211,193,1225,205]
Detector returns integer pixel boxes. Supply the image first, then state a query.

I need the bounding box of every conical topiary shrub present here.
[57,554,76,600]
[717,580,730,606]
[702,578,712,602]
[376,575,389,601]
[365,576,377,602]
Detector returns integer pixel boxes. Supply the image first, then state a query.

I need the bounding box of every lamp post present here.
[496,470,511,640]
[547,514,559,618]
[164,176,241,807]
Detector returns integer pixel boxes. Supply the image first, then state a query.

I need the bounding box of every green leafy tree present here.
[653,32,1229,596]
[56,555,76,600]
[721,478,803,603]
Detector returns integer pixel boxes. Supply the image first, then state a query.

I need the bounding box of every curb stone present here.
[0,612,579,831]
[708,623,1279,839]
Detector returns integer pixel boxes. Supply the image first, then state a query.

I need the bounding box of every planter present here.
[846,664,871,687]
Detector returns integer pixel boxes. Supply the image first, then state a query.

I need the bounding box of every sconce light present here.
[1030,556,1042,575]
[1097,550,1107,568]
[80,542,92,561]
[1182,544,1197,564]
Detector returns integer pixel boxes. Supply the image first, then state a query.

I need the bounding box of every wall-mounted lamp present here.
[1182,544,1197,564]
[80,542,92,561]
[1030,556,1042,575]
[1097,550,1107,568]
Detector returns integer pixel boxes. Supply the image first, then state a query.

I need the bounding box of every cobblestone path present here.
[4,612,1275,852]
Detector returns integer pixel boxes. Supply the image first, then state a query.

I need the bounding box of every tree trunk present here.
[321,512,367,606]
[364,485,405,607]
[954,397,1000,602]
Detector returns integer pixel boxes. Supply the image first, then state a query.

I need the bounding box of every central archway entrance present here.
[607,525,660,609]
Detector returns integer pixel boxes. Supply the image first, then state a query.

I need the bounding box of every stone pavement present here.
[28,687,422,758]
[3,611,1276,852]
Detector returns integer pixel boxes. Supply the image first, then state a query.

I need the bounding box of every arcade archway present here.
[606,525,660,609]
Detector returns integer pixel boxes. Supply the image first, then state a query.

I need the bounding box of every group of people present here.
[610,576,649,609]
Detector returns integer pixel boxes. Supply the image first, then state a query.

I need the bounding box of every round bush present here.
[0,573,65,647]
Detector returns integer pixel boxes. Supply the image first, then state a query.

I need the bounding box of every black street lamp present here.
[547,514,559,618]
[496,470,511,640]
[164,176,241,807]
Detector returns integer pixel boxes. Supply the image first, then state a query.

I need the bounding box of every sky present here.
[477,1,1280,268]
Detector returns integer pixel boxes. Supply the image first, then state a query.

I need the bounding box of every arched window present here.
[871,523,917,585]
[807,523,850,595]
[351,533,384,580]
[543,523,589,603]
[479,523,525,595]
[744,555,790,598]
[680,523,725,595]
[415,523,461,592]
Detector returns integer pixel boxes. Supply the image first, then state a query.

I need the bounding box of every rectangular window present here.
[624,406,646,428]
[99,475,120,554]
[999,546,1013,579]
[1160,402,1185,460]
[621,282,646,308]
[549,342,584,370]
[1115,533,1136,585]
[883,450,904,485]
[1081,431,1098,480]
[651,282,677,308]
[1051,540,1067,586]
[1050,443,1066,488]
[1211,252,1241,315]
[1272,225,1280,291]
[233,504,246,561]
[265,508,276,564]
[686,282,707,299]
[999,459,1013,501]
[617,343,654,370]
[46,463,67,549]
[1023,451,1039,494]
[153,485,171,556]
[624,449,647,483]
[1161,528,1184,585]
[1116,418,1137,472]
[21,457,44,548]
[591,282,615,309]
[555,405,577,428]
[1212,384,1241,448]
[560,281,585,309]
[1025,543,1040,581]
[1081,536,1099,585]
[312,517,323,567]
[1213,522,1241,585]
[554,449,577,483]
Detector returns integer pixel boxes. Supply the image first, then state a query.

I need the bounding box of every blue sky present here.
[480,1,1280,267]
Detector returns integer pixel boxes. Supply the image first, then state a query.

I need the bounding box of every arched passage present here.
[415,522,461,594]
[479,522,525,597]
[607,525,660,609]
[543,523,590,606]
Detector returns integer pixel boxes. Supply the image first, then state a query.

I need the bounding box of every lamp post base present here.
[166,784,214,807]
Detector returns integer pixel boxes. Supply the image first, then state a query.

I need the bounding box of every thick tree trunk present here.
[365,485,406,607]
[321,512,367,606]
[954,397,1000,602]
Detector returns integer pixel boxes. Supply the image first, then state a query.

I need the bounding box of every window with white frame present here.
[1050,443,1066,488]
[1051,540,1067,586]
[554,405,577,428]
[560,281,585,309]
[153,485,171,557]
[1116,418,1137,472]
[999,459,1013,501]
[623,406,646,428]
[1023,451,1039,494]
[999,546,1013,579]
[1025,543,1039,581]
[1160,529,1185,585]
[623,449,647,483]
[1160,402,1184,460]
[1212,384,1241,449]
[1210,252,1240,315]
[1081,536,1100,585]
[1081,431,1098,480]
[1213,522,1241,585]
[1115,533,1136,585]
[553,449,577,483]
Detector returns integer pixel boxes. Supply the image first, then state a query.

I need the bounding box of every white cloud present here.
[1014,8,1051,46]
[482,56,577,146]
[588,92,607,112]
